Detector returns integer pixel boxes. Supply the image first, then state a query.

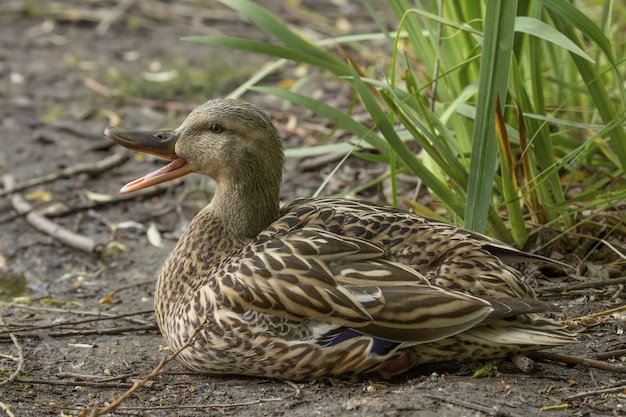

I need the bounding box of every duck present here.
[104,98,576,380]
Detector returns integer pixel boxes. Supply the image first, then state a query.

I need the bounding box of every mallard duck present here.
[105,98,576,380]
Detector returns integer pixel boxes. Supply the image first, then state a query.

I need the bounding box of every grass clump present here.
[184,0,625,255]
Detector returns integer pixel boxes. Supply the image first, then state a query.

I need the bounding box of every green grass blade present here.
[542,0,617,64]
[514,16,593,61]
[545,6,626,173]
[250,86,389,152]
[349,65,466,218]
[183,36,349,76]
[464,0,518,233]
[216,0,347,70]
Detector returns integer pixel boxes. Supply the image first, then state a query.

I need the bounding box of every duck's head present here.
[105,98,285,195]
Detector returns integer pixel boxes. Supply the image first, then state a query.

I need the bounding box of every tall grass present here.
[185,0,626,248]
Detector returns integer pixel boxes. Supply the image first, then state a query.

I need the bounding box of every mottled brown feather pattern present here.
[106,99,577,381]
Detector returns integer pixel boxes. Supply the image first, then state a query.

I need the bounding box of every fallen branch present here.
[0,181,176,225]
[530,351,626,373]
[0,151,129,198]
[3,174,104,254]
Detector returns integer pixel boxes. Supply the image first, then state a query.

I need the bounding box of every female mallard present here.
[105,98,576,380]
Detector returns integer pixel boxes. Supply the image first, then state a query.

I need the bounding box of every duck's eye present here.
[210,124,223,134]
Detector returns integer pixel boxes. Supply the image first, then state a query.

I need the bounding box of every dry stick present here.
[601,238,626,261]
[537,276,626,293]
[0,325,156,341]
[95,0,136,35]
[0,318,25,389]
[530,351,626,373]
[0,400,16,417]
[564,384,626,401]
[82,327,204,417]
[596,349,626,360]
[0,151,129,198]
[574,304,626,321]
[283,380,301,398]
[3,174,103,253]
[0,309,155,334]
[117,398,283,411]
[0,353,19,362]
[12,378,133,389]
[0,303,154,326]
[56,371,136,382]
[32,182,175,222]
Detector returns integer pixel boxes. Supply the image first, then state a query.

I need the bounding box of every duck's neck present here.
[207,178,281,240]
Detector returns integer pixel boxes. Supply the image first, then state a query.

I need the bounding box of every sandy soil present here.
[1,1,625,416]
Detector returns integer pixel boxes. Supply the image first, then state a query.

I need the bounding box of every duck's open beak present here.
[104,127,192,194]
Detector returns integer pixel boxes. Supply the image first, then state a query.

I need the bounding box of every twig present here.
[41,182,174,221]
[0,303,154,326]
[56,371,136,382]
[81,327,204,416]
[537,276,626,293]
[0,325,156,341]
[0,180,172,225]
[600,238,626,261]
[425,393,518,417]
[596,349,626,360]
[12,378,133,389]
[0,151,129,197]
[0,318,25,388]
[3,174,104,253]
[0,400,16,417]
[563,384,626,400]
[0,310,155,333]
[573,304,626,320]
[95,0,136,35]
[117,398,283,411]
[530,351,626,373]
[283,380,301,398]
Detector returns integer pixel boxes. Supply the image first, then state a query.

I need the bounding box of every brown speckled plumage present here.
[105,98,576,380]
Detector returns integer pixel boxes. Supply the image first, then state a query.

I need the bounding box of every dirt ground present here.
[1,1,625,416]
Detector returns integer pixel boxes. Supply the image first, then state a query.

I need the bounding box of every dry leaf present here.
[147,222,163,247]
[100,108,121,126]
[102,241,126,258]
[336,17,352,32]
[83,189,114,202]
[25,190,52,203]
[117,221,145,230]
[278,78,295,89]
[100,291,116,304]
[142,69,178,82]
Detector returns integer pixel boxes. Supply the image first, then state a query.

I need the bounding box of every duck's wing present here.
[286,197,573,269]
[213,227,553,344]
